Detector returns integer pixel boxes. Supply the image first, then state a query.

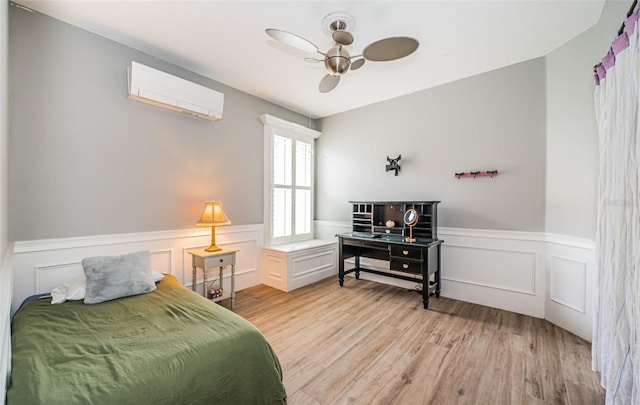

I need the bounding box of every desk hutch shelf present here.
[338,201,442,309]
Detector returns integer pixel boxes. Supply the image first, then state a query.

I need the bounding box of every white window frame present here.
[260,114,320,246]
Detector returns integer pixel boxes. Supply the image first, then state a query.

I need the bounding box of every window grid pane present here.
[272,187,292,238]
[295,189,311,235]
[273,135,292,186]
[295,141,312,187]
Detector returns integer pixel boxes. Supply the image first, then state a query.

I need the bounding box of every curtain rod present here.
[618,0,638,35]
[593,0,638,73]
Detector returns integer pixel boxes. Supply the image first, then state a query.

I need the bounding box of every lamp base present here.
[204,226,222,252]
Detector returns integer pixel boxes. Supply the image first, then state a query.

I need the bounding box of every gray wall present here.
[1,0,7,253]
[545,0,629,239]
[9,6,316,241]
[316,59,546,232]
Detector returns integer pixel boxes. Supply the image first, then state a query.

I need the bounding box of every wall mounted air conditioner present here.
[127,61,224,121]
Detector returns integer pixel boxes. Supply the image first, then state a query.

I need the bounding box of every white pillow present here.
[50,271,165,304]
[51,277,86,304]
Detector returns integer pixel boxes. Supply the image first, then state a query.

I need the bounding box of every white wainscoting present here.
[261,239,337,292]
[315,220,596,341]
[545,234,595,341]
[1,245,14,405]
[438,227,547,319]
[9,222,597,342]
[10,225,264,313]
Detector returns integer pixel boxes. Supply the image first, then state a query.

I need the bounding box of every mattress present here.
[7,274,286,404]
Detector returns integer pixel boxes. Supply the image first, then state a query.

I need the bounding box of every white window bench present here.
[261,239,337,292]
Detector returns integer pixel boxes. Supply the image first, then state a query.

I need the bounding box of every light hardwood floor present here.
[234,277,604,405]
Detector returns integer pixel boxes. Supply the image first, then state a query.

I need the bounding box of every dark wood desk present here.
[337,233,442,309]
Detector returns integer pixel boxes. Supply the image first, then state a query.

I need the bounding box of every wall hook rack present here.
[455,170,498,179]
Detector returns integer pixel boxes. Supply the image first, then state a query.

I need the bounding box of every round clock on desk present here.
[403,208,419,242]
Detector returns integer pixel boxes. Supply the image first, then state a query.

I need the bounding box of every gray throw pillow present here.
[82,250,156,304]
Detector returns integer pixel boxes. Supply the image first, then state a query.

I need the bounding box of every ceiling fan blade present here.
[265,28,319,53]
[332,30,354,46]
[350,58,365,70]
[363,37,419,62]
[304,57,324,63]
[319,74,340,93]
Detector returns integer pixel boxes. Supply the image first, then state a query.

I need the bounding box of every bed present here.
[7,273,287,404]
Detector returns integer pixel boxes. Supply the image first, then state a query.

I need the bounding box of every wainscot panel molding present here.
[11,225,264,312]
[1,245,14,405]
[261,239,337,292]
[438,226,547,319]
[315,221,596,341]
[545,233,595,342]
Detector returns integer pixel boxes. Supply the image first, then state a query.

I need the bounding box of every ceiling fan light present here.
[325,56,350,75]
[324,45,351,74]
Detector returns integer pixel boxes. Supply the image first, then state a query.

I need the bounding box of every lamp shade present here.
[196,200,231,227]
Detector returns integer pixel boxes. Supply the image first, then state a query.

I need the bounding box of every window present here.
[260,114,320,246]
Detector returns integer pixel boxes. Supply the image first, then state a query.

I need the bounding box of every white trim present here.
[549,255,587,313]
[261,113,320,246]
[442,244,537,295]
[259,114,320,139]
[439,226,546,243]
[13,225,260,254]
[318,220,594,250]
[544,232,595,250]
[261,240,337,292]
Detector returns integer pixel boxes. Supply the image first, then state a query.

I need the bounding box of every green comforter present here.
[7,275,286,405]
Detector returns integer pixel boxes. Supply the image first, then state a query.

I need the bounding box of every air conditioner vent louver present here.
[127,61,224,121]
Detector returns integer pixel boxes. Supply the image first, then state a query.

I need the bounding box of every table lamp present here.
[196,200,231,252]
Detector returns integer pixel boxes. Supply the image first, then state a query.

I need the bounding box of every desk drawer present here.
[204,253,234,268]
[389,259,422,274]
[390,245,422,260]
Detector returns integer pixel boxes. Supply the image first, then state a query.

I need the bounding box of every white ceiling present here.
[15,0,606,119]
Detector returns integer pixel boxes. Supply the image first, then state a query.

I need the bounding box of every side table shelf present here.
[187,247,238,309]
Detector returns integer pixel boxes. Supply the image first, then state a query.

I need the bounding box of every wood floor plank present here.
[330,346,416,404]
[524,318,569,403]
[234,277,604,404]
[425,335,490,404]
[301,323,400,401]
[281,356,325,396]
[286,390,319,405]
[380,342,451,404]
[473,331,526,404]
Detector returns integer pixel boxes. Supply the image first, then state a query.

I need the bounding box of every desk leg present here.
[435,244,441,298]
[422,259,429,310]
[338,238,344,287]
[192,265,197,292]
[230,264,235,309]
[355,256,360,280]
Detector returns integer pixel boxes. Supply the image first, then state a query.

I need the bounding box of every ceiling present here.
[15,1,606,119]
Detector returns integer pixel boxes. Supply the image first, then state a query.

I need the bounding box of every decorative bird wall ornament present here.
[386,155,401,176]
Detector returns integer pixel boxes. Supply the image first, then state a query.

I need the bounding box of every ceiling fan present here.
[266,12,419,93]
